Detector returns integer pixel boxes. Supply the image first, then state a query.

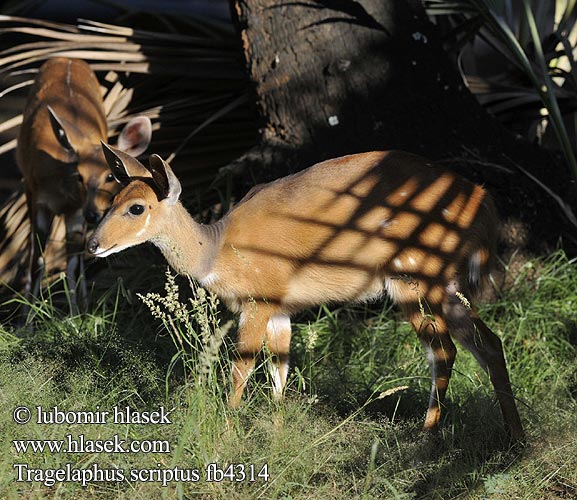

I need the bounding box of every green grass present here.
[0,251,576,499]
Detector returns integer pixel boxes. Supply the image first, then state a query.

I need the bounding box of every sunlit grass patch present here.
[0,251,575,498]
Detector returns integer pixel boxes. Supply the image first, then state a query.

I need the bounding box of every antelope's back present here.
[17,58,107,176]
[215,151,496,308]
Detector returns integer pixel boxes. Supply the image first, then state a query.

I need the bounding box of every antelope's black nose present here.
[84,209,100,225]
[86,237,99,255]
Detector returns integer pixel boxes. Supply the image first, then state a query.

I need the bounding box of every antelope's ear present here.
[101,142,133,186]
[46,105,75,154]
[116,116,152,157]
[147,154,181,205]
[101,142,151,185]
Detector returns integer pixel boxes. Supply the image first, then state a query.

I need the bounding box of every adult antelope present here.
[17,57,151,307]
[88,145,524,441]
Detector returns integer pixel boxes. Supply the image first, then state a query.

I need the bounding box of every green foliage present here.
[137,270,233,398]
[426,0,577,217]
[0,251,576,498]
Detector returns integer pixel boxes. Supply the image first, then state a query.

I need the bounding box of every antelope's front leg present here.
[63,211,86,315]
[229,301,278,408]
[25,201,51,305]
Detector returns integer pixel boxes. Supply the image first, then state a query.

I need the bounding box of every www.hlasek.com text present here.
[13,433,170,454]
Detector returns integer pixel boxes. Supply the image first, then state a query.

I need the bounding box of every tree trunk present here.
[229,0,576,252]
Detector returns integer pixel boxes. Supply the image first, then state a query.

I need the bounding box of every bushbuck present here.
[17,57,151,308]
[87,145,524,441]
[0,188,73,299]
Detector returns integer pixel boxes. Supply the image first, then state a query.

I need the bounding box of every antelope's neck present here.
[150,202,222,281]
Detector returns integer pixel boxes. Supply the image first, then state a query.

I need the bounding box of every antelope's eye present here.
[105,173,115,183]
[128,204,145,216]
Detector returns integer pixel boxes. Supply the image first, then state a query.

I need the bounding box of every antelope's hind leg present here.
[390,279,457,432]
[443,284,525,442]
[265,313,292,400]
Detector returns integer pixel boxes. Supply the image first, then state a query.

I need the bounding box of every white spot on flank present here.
[328,115,339,126]
[393,258,403,270]
[399,191,408,197]
[442,208,450,216]
[135,213,151,237]
[408,256,416,266]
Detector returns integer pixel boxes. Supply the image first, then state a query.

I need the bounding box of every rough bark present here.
[229,0,576,252]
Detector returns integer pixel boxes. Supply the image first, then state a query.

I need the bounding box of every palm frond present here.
[426,0,577,188]
[0,13,256,202]
[521,0,577,182]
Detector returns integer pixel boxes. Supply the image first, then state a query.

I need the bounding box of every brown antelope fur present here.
[0,189,69,298]
[88,146,525,441]
[16,57,151,304]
